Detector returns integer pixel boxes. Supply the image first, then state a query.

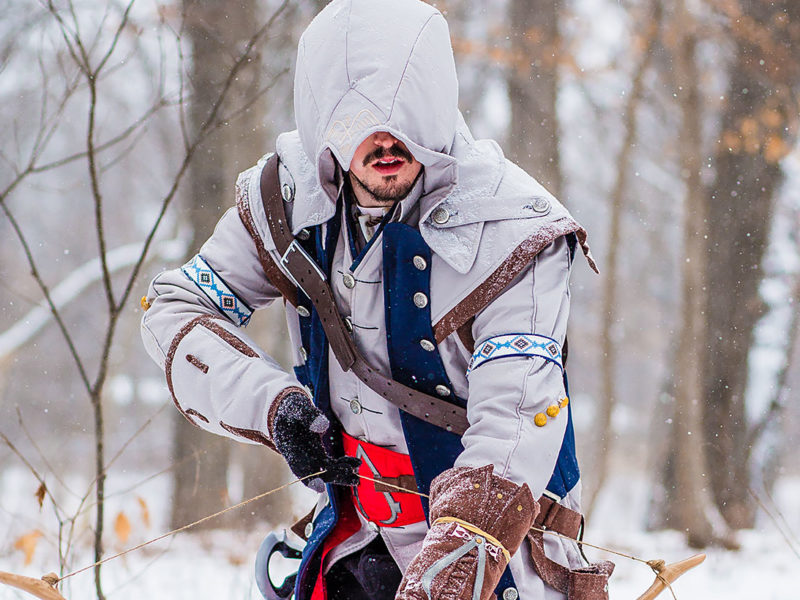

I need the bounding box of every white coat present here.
[140,1,596,597]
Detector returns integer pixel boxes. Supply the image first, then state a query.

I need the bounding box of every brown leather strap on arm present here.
[259,154,469,436]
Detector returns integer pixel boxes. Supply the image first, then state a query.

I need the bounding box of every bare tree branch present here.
[0,201,92,392]
[1,2,291,595]
[94,0,136,75]
[0,237,186,359]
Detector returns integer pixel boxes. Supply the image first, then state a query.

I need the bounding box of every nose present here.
[373,131,398,148]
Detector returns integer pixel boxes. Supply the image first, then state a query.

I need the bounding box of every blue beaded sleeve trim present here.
[182,254,253,327]
[467,333,562,376]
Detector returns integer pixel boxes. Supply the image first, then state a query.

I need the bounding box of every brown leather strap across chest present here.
[259,154,470,436]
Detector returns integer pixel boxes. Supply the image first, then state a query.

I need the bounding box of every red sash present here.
[310,434,425,599]
[342,432,426,527]
[310,499,361,600]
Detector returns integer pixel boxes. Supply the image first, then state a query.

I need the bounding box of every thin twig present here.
[80,403,170,502]
[41,0,85,74]
[0,431,63,517]
[30,97,174,175]
[15,407,79,500]
[94,0,136,75]
[748,487,800,560]
[102,448,204,502]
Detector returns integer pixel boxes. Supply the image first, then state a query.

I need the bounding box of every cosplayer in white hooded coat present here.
[141,1,598,598]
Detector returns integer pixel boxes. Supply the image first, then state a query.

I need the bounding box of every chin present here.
[374,182,414,202]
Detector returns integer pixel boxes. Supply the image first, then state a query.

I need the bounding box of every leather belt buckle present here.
[538,496,562,531]
[280,239,327,297]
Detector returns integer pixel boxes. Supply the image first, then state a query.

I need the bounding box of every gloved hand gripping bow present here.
[271,391,360,493]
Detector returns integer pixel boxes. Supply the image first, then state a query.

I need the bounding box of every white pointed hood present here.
[293,0,459,201]
[272,0,595,276]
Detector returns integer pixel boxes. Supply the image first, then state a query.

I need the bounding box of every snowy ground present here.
[1,467,799,600]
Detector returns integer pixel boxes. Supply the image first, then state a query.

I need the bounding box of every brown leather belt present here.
[260,154,470,436]
[535,495,582,539]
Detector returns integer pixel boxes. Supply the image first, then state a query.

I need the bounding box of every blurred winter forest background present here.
[1,0,799,598]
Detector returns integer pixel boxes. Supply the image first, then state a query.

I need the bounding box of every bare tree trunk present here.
[217,1,298,529]
[171,0,296,530]
[170,0,257,530]
[703,0,800,530]
[664,2,731,548]
[584,2,659,519]
[506,0,562,196]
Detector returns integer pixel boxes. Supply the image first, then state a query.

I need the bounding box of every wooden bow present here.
[0,571,66,600]
[0,469,708,600]
[637,554,706,600]
[1,555,707,600]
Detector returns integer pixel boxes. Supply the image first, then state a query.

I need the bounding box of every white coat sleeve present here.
[140,206,306,449]
[454,236,572,497]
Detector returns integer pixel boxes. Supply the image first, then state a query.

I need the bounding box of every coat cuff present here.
[165,315,303,451]
[266,386,312,441]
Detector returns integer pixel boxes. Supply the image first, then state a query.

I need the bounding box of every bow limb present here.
[0,571,67,600]
[635,554,706,600]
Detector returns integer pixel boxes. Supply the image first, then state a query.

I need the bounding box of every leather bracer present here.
[396,465,538,600]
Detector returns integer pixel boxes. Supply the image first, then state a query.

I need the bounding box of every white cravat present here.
[355,204,390,242]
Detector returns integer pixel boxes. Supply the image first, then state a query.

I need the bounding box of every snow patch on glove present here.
[272,391,360,491]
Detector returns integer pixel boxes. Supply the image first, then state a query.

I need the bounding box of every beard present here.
[349,169,421,204]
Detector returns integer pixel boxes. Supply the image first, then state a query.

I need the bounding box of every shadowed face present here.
[348,131,423,207]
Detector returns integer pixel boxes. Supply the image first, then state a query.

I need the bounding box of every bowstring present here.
[54,469,679,600]
[55,470,326,583]
[357,473,680,598]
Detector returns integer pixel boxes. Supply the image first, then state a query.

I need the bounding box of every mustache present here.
[362,144,414,166]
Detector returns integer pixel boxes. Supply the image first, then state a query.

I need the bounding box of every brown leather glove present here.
[396,465,538,600]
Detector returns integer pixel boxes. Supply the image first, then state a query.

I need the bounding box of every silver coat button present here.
[299,347,308,361]
[349,399,362,414]
[344,316,353,332]
[413,292,428,308]
[502,588,519,600]
[435,384,451,397]
[413,255,427,270]
[343,272,356,289]
[297,228,311,241]
[281,183,294,202]
[296,305,311,318]
[431,206,450,225]
[532,197,550,213]
[420,339,435,352]
[304,522,314,538]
